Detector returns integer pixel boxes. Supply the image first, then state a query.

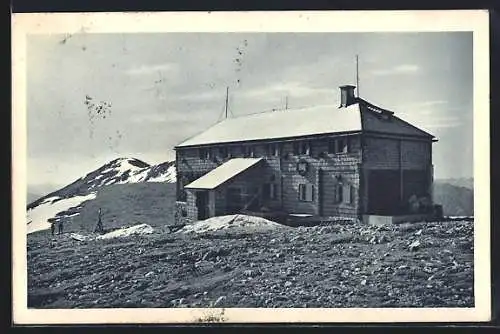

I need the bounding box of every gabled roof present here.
[175,98,435,148]
[358,99,435,139]
[185,158,263,190]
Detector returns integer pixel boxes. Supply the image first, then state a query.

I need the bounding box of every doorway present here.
[196,191,209,220]
[226,187,242,214]
[367,170,401,215]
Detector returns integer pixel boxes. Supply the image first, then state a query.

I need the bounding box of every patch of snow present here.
[148,165,176,183]
[41,196,60,204]
[104,179,116,186]
[99,167,114,175]
[447,216,474,220]
[289,213,313,217]
[69,233,91,241]
[114,158,144,175]
[96,223,154,240]
[26,193,97,234]
[177,214,284,234]
[120,168,149,184]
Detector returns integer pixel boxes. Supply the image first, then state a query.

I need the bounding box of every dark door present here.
[226,188,242,214]
[367,170,401,215]
[196,191,209,220]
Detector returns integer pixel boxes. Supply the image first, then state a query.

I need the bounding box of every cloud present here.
[124,63,179,76]
[130,113,169,123]
[240,82,332,100]
[396,100,449,115]
[177,90,222,102]
[394,101,466,132]
[371,64,420,76]
[398,112,462,131]
[420,117,462,129]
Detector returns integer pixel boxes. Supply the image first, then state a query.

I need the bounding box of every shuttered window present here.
[299,142,311,155]
[343,184,352,204]
[263,183,277,200]
[244,146,255,158]
[299,184,314,202]
[299,184,305,201]
[328,139,335,154]
[335,184,343,203]
[328,138,350,154]
[219,147,229,158]
[199,148,207,159]
[306,184,314,201]
[267,143,281,157]
[334,183,355,205]
[199,148,212,160]
[340,138,349,153]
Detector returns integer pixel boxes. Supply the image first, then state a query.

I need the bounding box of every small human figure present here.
[58,221,64,235]
[50,221,55,236]
[94,208,104,233]
[408,194,419,214]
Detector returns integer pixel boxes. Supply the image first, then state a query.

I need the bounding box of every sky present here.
[27,32,473,194]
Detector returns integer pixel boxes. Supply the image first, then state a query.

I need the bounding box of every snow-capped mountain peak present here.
[27,157,177,234]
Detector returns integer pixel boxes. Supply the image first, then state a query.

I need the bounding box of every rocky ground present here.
[27,218,474,308]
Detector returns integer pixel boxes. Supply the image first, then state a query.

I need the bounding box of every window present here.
[302,142,311,155]
[335,183,355,205]
[267,143,281,157]
[328,137,350,154]
[295,141,310,155]
[199,147,211,160]
[263,183,277,200]
[299,184,314,202]
[334,184,343,203]
[218,146,229,158]
[328,140,335,154]
[243,145,255,158]
[343,184,352,204]
[339,138,349,153]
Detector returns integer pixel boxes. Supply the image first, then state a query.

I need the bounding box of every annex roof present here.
[175,99,435,148]
[184,158,263,190]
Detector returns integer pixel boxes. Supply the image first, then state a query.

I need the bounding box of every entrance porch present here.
[183,157,275,222]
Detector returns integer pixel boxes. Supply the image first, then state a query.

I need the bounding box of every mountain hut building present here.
[174,85,441,225]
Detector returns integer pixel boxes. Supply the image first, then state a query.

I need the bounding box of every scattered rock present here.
[408,240,421,252]
[27,218,473,309]
[213,296,226,307]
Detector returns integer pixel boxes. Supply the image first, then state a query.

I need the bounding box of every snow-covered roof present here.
[176,104,363,148]
[175,99,435,148]
[185,158,263,190]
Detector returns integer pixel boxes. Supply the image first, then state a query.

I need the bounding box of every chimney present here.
[339,85,357,108]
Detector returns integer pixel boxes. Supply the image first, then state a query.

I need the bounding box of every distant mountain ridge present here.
[436,178,473,191]
[434,178,474,217]
[26,159,474,234]
[27,157,176,234]
[28,158,175,209]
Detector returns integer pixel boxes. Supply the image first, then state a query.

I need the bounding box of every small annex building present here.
[174,85,440,225]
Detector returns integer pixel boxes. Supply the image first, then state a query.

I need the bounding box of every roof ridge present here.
[219,103,343,122]
[176,103,364,148]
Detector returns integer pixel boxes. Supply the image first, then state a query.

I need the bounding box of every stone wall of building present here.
[174,132,433,220]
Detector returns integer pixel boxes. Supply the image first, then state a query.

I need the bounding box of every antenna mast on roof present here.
[356,55,360,98]
[224,86,229,118]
